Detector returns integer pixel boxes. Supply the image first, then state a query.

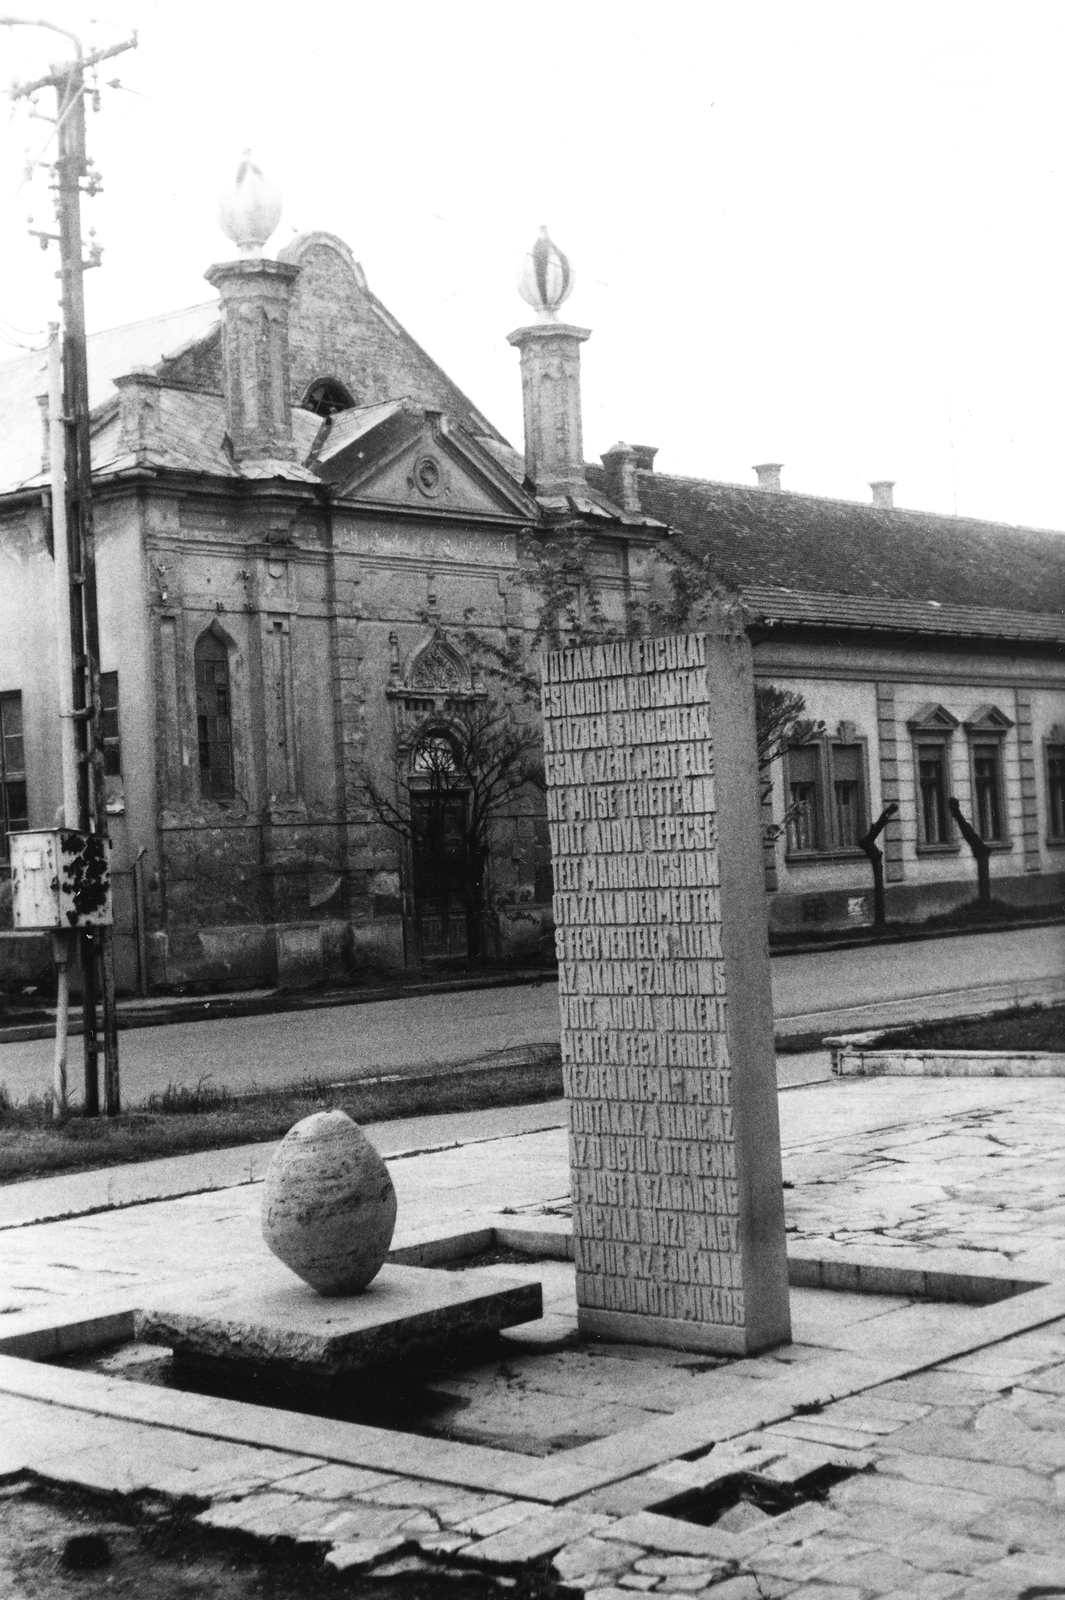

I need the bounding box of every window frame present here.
[962,704,1013,851]
[783,725,870,861]
[100,670,121,780]
[194,629,236,803]
[1045,725,1065,846]
[0,690,28,856]
[907,703,961,855]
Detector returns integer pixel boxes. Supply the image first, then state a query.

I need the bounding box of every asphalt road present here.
[0,924,1061,1107]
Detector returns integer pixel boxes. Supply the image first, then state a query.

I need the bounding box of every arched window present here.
[411,727,462,777]
[302,378,354,418]
[195,631,234,800]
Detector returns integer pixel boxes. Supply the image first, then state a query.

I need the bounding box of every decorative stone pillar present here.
[205,151,299,465]
[507,321,590,495]
[205,257,300,463]
[507,227,589,497]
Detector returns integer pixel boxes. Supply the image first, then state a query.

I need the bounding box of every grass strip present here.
[0,1046,562,1185]
[880,1002,1065,1054]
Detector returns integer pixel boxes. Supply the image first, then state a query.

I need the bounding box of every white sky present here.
[3,1,1065,534]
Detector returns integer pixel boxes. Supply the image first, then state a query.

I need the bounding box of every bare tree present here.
[357,693,543,969]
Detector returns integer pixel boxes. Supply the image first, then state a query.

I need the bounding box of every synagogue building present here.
[0,162,1061,989]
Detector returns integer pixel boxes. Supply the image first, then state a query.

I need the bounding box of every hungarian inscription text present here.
[543,633,746,1332]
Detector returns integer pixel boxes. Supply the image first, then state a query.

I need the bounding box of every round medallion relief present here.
[412,455,445,498]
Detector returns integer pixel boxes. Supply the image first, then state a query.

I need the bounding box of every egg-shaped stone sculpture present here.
[261,1110,397,1295]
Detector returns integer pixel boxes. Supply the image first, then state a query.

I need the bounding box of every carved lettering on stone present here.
[543,629,790,1356]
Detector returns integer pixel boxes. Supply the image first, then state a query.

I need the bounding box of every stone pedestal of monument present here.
[542,623,791,1356]
[135,1260,542,1378]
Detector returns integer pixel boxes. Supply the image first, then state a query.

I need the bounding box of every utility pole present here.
[6,19,137,1116]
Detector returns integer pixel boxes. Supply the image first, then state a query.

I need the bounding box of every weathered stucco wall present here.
[754,631,1065,930]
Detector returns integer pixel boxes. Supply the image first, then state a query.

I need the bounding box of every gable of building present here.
[315,402,536,521]
[154,231,508,447]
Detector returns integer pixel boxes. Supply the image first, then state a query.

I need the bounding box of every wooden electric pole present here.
[7,20,137,1115]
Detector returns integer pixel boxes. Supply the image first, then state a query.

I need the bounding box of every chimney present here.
[632,445,658,473]
[204,152,299,464]
[601,442,640,514]
[507,227,589,497]
[870,479,895,509]
[753,462,783,492]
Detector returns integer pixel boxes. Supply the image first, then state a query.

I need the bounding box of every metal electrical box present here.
[9,830,113,929]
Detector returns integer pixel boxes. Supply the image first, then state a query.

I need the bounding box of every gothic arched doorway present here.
[408,726,470,961]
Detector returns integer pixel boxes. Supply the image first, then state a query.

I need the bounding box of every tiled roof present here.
[0,303,218,494]
[598,469,1065,620]
[742,585,1065,644]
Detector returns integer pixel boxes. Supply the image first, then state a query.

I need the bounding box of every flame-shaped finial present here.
[517,226,574,322]
[218,150,282,258]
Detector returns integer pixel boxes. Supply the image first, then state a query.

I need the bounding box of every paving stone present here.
[961,1496,1065,1554]
[359,1480,502,1514]
[877,1448,1051,1500]
[603,1512,740,1560]
[371,1555,429,1578]
[880,1576,968,1600]
[567,1574,640,1595]
[774,1587,864,1600]
[828,1471,995,1527]
[817,1548,925,1592]
[886,1415,1063,1470]
[397,1510,440,1535]
[452,1498,540,1537]
[325,1534,409,1571]
[764,1419,885,1453]
[758,1445,872,1482]
[736,1501,837,1551]
[567,1476,681,1518]
[715,1502,772,1537]
[1022,1364,1065,1396]
[895,1528,1009,1574]
[584,1589,644,1600]
[617,1577,657,1591]
[467,1508,610,1565]
[307,1503,413,1542]
[976,1550,1065,1589]
[692,1578,761,1600]
[744,1534,876,1582]
[635,1555,728,1576]
[554,1536,644,1579]
[412,1530,469,1554]
[823,1395,932,1427]
[650,1445,785,1490]
[196,1492,325,1538]
[271,1463,400,1498]
[655,1575,726,1593]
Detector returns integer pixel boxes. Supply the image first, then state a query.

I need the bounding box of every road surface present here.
[0,924,1060,1106]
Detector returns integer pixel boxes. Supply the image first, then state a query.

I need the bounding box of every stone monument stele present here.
[542,622,791,1356]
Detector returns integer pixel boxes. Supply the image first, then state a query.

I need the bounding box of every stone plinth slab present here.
[135,1260,542,1377]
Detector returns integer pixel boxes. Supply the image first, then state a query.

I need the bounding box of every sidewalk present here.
[1,1071,1064,1595]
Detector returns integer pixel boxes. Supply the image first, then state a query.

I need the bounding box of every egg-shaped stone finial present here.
[517,226,575,322]
[218,150,282,258]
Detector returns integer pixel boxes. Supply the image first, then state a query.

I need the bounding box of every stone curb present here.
[831,1048,1065,1078]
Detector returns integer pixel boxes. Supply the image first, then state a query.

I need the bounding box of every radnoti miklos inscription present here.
[541,633,750,1334]
[544,628,790,1354]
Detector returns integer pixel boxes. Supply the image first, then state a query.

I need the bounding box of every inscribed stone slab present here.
[542,627,790,1355]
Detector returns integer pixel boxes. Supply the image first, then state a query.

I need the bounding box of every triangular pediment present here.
[318,406,536,521]
[962,703,1014,733]
[907,702,961,732]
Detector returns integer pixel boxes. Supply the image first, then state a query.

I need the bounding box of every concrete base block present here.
[135,1259,542,1377]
